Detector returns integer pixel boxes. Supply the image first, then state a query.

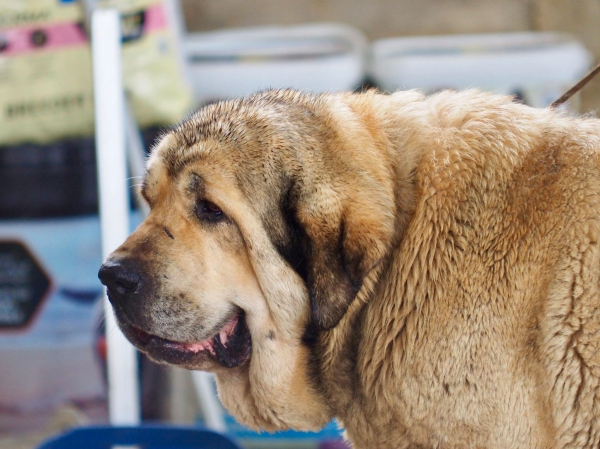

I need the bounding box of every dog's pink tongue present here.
[179,315,239,355]
[218,315,239,347]
[183,339,215,355]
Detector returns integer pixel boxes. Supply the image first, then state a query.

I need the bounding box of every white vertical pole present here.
[92,8,141,425]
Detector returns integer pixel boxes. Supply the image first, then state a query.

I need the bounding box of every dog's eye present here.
[195,199,225,223]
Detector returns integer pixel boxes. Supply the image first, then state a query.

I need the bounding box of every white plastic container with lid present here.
[184,23,368,104]
[369,32,592,108]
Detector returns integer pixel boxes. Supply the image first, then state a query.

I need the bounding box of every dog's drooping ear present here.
[295,184,395,331]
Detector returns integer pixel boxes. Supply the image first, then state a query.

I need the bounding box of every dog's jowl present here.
[99,89,600,448]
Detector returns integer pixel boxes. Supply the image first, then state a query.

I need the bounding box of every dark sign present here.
[0,241,51,329]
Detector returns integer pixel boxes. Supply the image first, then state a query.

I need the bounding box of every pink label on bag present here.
[0,3,168,57]
[0,22,88,56]
[144,3,168,33]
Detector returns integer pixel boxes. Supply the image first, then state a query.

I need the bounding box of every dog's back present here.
[331,90,600,447]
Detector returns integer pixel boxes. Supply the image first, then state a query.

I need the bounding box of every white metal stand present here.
[92,8,141,425]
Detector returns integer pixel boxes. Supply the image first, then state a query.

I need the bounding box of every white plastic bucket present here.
[184,23,368,103]
[370,32,592,108]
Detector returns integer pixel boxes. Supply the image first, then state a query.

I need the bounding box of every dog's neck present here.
[312,91,427,416]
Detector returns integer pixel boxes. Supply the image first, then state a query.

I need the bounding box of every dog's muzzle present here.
[98,257,252,370]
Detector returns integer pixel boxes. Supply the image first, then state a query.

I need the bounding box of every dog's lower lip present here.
[131,322,223,353]
[135,327,152,344]
[125,313,252,368]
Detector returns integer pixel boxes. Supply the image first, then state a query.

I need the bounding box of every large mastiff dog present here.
[99,89,600,448]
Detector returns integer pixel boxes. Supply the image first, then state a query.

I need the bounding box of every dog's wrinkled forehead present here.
[142,90,322,208]
[151,89,319,178]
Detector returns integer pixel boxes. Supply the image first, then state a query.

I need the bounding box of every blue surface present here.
[36,425,243,449]
[223,415,343,441]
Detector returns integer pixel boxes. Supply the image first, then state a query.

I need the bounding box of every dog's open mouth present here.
[121,313,252,369]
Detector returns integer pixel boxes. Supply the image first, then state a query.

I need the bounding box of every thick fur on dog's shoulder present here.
[103,89,600,448]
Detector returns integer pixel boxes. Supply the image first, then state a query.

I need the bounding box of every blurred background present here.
[0,0,598,448]
[179,0,600,111]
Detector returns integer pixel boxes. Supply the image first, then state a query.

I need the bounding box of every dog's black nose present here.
[98,259,141,301]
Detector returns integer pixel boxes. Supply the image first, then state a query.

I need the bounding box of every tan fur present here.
[104,89,600,448]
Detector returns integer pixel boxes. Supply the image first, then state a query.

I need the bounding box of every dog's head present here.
[98,90,399,431]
